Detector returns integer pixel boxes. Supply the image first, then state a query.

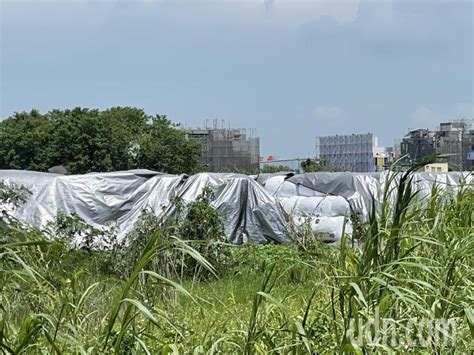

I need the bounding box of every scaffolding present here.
[315,133,376,172]
[186,121,260,171]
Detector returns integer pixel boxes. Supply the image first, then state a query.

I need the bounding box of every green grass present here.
[1,169,473,353]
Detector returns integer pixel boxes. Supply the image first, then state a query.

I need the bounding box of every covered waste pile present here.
[1,170,471,245]
[0,170,291,245]
[259,171,472,243]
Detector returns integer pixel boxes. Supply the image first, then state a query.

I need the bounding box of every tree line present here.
[0,107,203,174]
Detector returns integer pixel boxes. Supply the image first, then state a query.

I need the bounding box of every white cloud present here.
[312,106,343,119]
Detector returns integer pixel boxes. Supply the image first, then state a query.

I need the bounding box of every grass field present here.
[1,170,473,353]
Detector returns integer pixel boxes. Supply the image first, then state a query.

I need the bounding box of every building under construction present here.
[315,133,392,172]
[186,121,260,172]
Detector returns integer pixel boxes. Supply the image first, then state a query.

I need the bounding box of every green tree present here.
[100,107,149,170]
[0,107,202,174]
[261,165,293,173]
[0,110,54,171]
[300,158,336,172]
[47,107,152,173]
[136,115,202,174]
[48,107,114,174]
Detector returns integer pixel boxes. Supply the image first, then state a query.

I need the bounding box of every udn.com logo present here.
[347,308,457,350]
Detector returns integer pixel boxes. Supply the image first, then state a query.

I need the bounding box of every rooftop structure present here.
[400,129,436,163]
[400,120,473,170]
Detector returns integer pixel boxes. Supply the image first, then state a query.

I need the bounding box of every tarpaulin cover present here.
[0,170,292,244]
[260,171,472,242]
[2,169,471,245]
[284,171,472,218]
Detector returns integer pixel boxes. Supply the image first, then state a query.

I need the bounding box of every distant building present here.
[394,139,402,159]
[186,122,260,171]
[463,128,474,171]
[424,163,448,173]
[316,133,393,172]
[400,129,436,163]
[400,120,473,171]
[374,146,394,172]
[436,122,466,170]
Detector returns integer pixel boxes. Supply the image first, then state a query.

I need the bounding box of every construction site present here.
[315,133,393,172]
[185,120,260,172]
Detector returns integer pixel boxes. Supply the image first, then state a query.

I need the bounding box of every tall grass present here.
[1,168,473,353]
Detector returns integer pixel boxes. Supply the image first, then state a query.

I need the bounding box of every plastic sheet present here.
[2,169,470,246]
[0,170,292,244]
[261,171,472,243]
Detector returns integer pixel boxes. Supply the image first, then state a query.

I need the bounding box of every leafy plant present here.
[0,107,203,174]
[0,168,472,353]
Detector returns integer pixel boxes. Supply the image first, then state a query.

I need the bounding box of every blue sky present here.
[1,0,473,157]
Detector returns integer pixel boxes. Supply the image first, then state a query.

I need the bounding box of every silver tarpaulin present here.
[258,171,472,242]
[0,170,292,244]
[2,169,471,245]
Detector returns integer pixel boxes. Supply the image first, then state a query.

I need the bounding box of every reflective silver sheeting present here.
[260,171,473,242]
[2,170,471,245]
[0,170,292,244]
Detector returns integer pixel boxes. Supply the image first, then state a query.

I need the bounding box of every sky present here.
[1,0,473,158]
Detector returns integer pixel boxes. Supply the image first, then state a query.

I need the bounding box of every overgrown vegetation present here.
[1,169,473,353]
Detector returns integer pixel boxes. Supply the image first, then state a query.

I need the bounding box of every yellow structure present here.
[424,163,448,173]
[374,156,385,171]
